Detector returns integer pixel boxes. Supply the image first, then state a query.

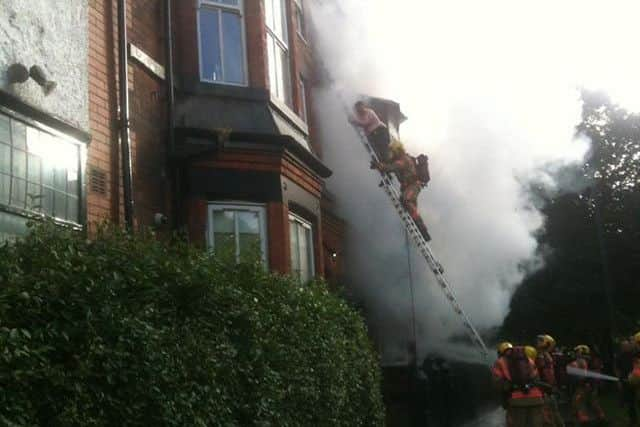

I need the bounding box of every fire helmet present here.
[633,332,640,346]
[574,345,590,357]
[497,342,513,356]
[537,334,556,351]
[525,346,538,360]
[389,140,405,156]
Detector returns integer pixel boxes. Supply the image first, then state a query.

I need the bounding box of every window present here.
[207,203,267,263]
[289,213,315,282]
[198,0,247,85]
[294,0,306,40]
[0,108,83,241]
[265,0,292,105]
[299,74,308,122]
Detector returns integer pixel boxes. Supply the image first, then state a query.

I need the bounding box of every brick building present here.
[0,0,345,284]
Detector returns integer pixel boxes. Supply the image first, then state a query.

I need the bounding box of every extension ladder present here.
[346,111,490,359]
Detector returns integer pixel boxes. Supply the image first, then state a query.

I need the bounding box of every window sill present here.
[269,95,309,136]
[182,77,269,102]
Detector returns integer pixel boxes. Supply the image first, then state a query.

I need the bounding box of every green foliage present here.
[0,223,384,426]
[502,90,640,350]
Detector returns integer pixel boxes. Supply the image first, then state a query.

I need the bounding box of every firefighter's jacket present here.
[492,356,544,407]
[535,351,556,388]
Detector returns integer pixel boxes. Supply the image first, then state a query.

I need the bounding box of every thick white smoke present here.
[309,0,640,364]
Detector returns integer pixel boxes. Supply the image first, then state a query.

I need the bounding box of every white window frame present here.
[298,74,308,122]
[197,0,249,86]
[207,202,268,264]
[289,213,315,282]
[265,0,293,105]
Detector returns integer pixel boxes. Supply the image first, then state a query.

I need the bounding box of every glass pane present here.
[11,120,26,150]
[221,11,245,84]
[0,143,10,174]
[0,173,10,205]
[10,178,26,208]
[67,195,79,222]
[213,210,234,232]
[12,149,26,179]
[213,210,235,256]
[277,45,292,105]
[237,211,259,234]
[299,225,311,282]
[267,37,278,97]
[273,0,286,42]
[0,211,29,243]
[27,153,41,184]
[199,8,223,82]
[54,190,66,219]
[0,115,9,144]
[265,0,274,30]
[27,183,43,212]
[42,187,54,216]
[289,220,300,276]
[67,168,79,196]
[42,158,54,187]
[238,211,260,259]
[53,168,67,192]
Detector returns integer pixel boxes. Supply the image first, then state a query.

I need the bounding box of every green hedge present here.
[0,223,384,426]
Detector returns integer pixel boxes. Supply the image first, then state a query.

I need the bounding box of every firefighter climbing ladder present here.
[345,106,489,359]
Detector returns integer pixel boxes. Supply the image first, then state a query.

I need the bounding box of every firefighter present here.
[492,342,545,427]
[349,101,391,161]
[617,337,640,426]
[535,334,565,427]
[569,345,606,425]
[371,141,431,241]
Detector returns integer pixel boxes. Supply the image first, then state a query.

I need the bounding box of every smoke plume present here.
[309,0,640,364]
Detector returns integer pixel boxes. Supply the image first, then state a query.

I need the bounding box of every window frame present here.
[294,0,307,41]
[197,0,249,86]
[265,0,293,105]
[298,74,308,122]
[206,202,268,264]
[0,104,86,232]
[288,212,315,282]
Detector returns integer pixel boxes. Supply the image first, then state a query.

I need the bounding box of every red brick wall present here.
[87,0,168,230]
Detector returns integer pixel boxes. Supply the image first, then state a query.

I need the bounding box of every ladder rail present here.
[344,106,489,358]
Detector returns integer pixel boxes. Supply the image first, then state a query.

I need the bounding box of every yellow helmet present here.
[497,342,513,356]
[525,346,538,360]
[633,332,640,346]
[389,139,405,156]
[574,345,590,356]
[537,334,556,350]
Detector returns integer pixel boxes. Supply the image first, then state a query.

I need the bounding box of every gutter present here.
[117,0,135,230]
[164,0,179,229]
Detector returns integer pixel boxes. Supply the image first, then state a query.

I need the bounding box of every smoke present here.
[309,0,640,364]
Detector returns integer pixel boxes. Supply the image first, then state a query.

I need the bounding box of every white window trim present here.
[265,0,293,105]
[197,0,249,87]
[207,202,268,264]
[289,213,315,282]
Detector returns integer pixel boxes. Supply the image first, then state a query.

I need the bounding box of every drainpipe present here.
[164,0,179,229]
[117,0,135,230]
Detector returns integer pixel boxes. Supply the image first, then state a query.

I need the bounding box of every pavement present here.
[460,407,505,427]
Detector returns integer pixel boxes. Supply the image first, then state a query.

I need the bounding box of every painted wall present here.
[0,0,89,131]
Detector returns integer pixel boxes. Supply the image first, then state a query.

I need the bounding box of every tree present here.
[502,90,640,355]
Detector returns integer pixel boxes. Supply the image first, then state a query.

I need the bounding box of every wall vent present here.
[89,167,107,196]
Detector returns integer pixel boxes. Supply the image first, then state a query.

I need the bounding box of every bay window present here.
[265,0,292,105]
[289,213,315,282]
[198,0,247,85]
[207,203,267,263]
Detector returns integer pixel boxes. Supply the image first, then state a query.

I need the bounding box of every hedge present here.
[0,223,384,426]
